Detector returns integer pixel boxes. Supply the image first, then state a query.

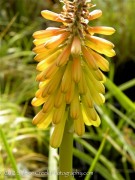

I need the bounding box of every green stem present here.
[85,129,109,180]
[59,119,73,180]
[0,127,21,180]
[122,157,130,180]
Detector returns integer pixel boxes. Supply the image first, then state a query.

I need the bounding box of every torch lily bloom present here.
[32,0,115,148]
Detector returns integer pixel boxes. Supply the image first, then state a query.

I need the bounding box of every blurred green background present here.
[0,0,135,179]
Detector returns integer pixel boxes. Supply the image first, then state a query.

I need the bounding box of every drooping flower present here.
[32,0,115,148]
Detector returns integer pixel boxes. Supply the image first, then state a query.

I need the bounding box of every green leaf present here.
[105,77,135,112]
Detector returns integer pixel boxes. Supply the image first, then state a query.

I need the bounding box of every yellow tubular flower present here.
[65,80,75,104]
[72,56,82,83]
[88,9,102,20]
[53,102,66,124]
[32,0,115,148]
[74,111,85,136]
[88,26,115,35]
[33,28,66,39]
[54,88,65,108]
[70,87,80,120]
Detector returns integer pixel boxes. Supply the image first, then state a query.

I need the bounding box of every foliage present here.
[0,0,135,179]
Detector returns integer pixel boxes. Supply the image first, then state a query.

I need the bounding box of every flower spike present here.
[32,0,115,148]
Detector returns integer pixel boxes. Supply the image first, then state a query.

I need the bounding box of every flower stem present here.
[0,127,21,180]
[59,119,73,180]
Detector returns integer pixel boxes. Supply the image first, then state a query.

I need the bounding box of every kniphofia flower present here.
[32,0,115,148]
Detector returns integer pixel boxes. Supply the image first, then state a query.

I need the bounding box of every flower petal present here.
[61,61,72,93]
[33,44,56,54]
[74,112,85,136]
[31,97,47,106]
[84,74,105,105]
[33,38,50,46]
[78,71,87,95]
[91,69,105,82]
[56,45,71,66]
[41,10,65,22]
[50,111,67,148]
[44,32,69,49]
[71,36,81,55]
[52,102,66,124]
[81,88,93,108]
[90,49,109,71]
[36,50,62,70]
[33,28,66,39]
[86,35,114,49]
[83,105,97,121]
[88,26,115,35]
[88,10,102,20]
[37,111,53,129]
[81,104,101,127]
[36,64,59,81]
[85,38,115,57]
[82,46,98,70]
[32,110,51,125]
[84,66,105,94]
[54,88,65,108]
[65,80,75,104]
[70,87,80,119]
[72,56,82,83]
[43,94,55,113]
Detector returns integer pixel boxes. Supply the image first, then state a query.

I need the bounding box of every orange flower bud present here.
[41,10,64,22]
[88,26,115,35]
[71,36,81,56]
[88,10,102,20]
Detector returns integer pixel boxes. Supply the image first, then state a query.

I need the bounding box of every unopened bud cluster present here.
[32,0,115,148]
